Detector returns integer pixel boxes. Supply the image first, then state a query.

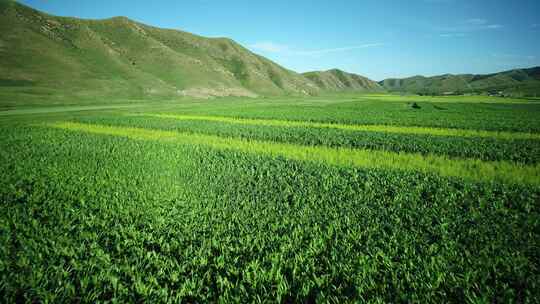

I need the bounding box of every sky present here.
[19,0,540,80]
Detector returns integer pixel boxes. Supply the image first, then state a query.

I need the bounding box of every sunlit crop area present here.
[1,95,540,302]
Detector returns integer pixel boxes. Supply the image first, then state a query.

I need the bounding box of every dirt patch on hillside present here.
[176,87,258,98]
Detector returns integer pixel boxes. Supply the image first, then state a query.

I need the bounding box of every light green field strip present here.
[49,122,540,185]
[146,114,540,140]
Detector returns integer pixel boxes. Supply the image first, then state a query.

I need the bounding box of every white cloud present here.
[249,42,384,56]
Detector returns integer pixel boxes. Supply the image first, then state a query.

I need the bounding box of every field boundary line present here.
[358,94,540,104]
[146,114,540,140]
[0,104,147,116]
[48,122,540,185]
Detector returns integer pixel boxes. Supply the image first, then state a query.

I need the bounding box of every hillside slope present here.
[380,67,540,96]
[303,69,382,92]
[0,0,319,100]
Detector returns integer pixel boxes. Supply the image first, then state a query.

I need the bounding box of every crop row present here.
[147,114,540,140]
[49,121,540,185]
[157,97,540,132]
[73,115,540,164]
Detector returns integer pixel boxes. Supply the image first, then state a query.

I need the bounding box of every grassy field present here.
[1,94,540,302]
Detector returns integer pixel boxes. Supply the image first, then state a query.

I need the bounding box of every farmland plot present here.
[1,96,539,303]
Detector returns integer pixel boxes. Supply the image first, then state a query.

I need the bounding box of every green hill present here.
[2,0,538,102]
[302,69,382,92]
[380,67,540,97]
[0,0,320,100]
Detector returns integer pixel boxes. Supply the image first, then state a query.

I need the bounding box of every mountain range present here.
[0,0,538,100]
[380,67,540,96]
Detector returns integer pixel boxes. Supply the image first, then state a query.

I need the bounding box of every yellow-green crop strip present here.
[49,122,540,185]
[147,114,540,140]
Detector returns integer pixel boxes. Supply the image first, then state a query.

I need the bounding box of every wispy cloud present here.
[491,53,537,62]
[484,24,503,29]
[465,18,487,25]
[437,18,503,36]
[295,44,385,55]
[249,42,384,56]
[439,33,466,38]
[423,0,454,3]
[249,41,289,53]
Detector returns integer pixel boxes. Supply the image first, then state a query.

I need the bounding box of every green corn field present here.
[1,95,539,303]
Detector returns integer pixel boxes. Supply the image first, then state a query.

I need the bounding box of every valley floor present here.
[1,94,539,302]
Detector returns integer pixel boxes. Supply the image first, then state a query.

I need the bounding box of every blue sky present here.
[20,0,540,80]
